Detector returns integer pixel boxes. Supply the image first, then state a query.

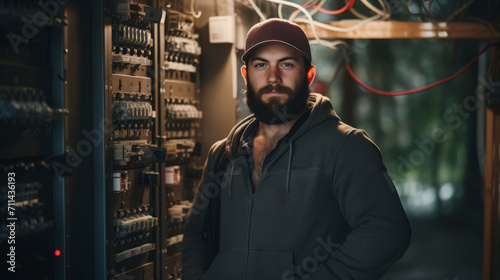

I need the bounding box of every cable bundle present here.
[243,0,492,96]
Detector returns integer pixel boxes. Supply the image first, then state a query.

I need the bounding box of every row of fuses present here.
[115,243,155,263]
[165,121,198,139]
[166,103,202,120]
[166,36,201,55]
[0,98,55,121]
[0,182,41,202]
[0,160,51,173]
[114,213,158,238]
[0,203,47,237]
[112,24,152,48]
[113,101,153,122]
[0,87,68,121]
[164,52,198,73]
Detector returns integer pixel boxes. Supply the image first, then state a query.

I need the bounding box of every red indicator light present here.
[54,250,61,257]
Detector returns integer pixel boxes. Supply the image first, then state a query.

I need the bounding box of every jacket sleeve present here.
[320,130,411,279]
[181,142,221,280]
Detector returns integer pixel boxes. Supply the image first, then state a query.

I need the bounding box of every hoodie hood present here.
[222,93,341,196]
[224,93,340,158]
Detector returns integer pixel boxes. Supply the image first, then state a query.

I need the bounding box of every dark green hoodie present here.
[182,93,411,280]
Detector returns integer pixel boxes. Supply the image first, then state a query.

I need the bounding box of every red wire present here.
[345,44,493,96]
[289,0,355,21]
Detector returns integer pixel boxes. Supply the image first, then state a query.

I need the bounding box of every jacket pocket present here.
[247,249,294,280]
[200,248,246,280]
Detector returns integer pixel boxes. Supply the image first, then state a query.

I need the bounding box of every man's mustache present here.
[258,84,294,95]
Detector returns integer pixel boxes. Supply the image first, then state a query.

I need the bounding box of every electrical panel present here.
[103,1,202,279]
[159,6,202,279]
[106,1,162,279]
[0,1,66,279]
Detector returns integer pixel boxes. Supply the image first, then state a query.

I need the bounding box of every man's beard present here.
[244,76,310,125]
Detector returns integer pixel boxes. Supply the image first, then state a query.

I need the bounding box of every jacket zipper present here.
[243,143,285,279]
[244,193,254,280]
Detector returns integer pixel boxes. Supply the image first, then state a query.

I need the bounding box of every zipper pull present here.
[242,141,249,150]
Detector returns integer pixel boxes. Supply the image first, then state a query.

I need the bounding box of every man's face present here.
[244,43,310,125]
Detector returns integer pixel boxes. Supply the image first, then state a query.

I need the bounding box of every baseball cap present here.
[241,18,311,63]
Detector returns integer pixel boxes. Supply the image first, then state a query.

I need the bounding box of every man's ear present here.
[241,66,248,84]
[307,65,316,85]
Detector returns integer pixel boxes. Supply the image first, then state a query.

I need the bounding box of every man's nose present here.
[267,66,281,84]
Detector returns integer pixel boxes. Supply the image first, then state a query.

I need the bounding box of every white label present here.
[165,167,174,185]
[113,172,121,192]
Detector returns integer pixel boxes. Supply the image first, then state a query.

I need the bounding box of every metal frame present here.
[92,0,107,279]
[483,106,500,280]
[51,5,68,280]
[298,21,500,40]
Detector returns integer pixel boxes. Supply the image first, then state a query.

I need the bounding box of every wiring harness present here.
[242,0,497,96]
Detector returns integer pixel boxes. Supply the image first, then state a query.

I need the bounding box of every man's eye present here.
[281,62,294,68]
[255,63,266,68]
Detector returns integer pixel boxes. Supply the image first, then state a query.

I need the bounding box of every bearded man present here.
[182,19,411,280]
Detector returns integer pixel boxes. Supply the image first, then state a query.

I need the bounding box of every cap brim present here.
[241,40,311,62]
